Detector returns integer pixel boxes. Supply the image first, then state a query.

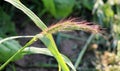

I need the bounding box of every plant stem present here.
[74,34,94,69]
[58,64,61,71]
[37,34,70,71]
[0,36,38,70]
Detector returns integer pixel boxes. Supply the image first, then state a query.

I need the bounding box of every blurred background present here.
[0,0,120,71]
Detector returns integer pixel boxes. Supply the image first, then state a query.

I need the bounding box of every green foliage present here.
[114,4,120,60]
[82,0,95,10]
[42,0,75,18]
[0,8,16,37]
[93,0,114,28]
[0,34,76,71]
[0,38,22,62]
[101,4,114,27]
[102,4,114,18]
[113,4,120,38]
[92,1,120,70]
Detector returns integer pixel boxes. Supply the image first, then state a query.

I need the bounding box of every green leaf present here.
[54,0,75,18]
[36,34,70,71]
[0,38,23,62]
[82,0,95,10]
[23,47,76,71]
[42,0,75,18]
[42,0,56,17]
[102,4,114,18]
[0,8,16,37]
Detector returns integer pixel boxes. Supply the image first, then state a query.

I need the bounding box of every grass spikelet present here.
[43,18,102,34]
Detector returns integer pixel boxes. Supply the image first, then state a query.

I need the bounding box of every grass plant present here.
[0,0,101,71]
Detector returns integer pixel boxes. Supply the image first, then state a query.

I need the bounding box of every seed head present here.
[43,18,103,34]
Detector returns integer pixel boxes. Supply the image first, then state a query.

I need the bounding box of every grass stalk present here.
[74,34,94,68]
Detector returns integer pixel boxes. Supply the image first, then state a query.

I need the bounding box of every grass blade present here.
[24,47,76,71]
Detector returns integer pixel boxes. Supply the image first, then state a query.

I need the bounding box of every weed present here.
[0,0,103,71]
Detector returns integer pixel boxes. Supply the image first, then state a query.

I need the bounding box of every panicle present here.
[43,18,102,34]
